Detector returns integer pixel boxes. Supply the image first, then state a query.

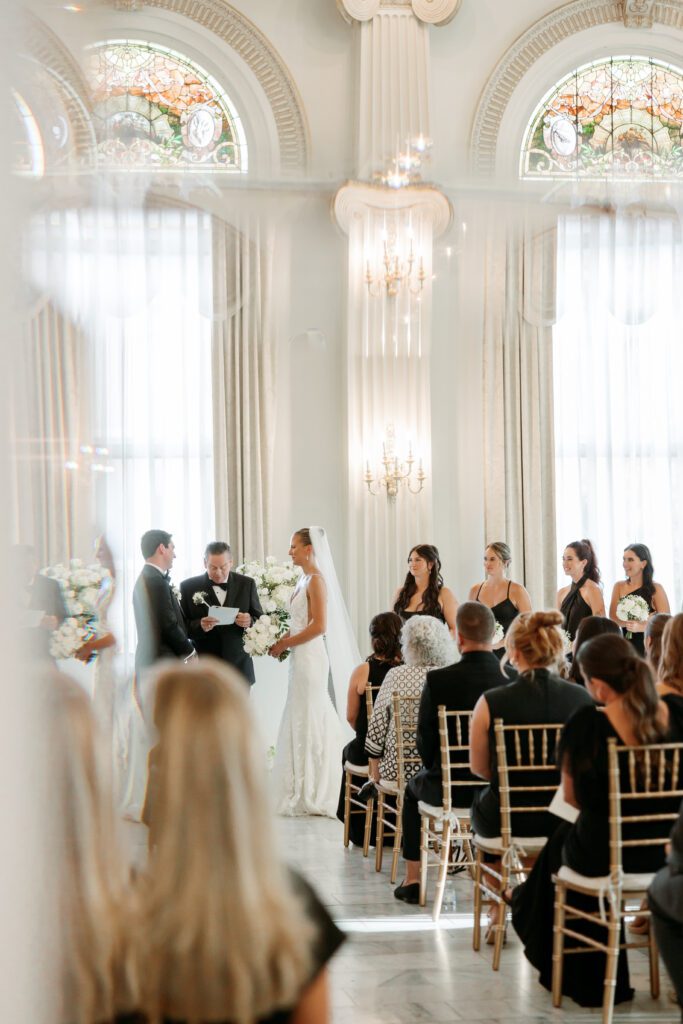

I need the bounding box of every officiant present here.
[180,542,263,685]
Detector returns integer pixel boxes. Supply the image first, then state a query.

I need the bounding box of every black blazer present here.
[179,571,263,685]
[28,574,68,662]
[416,650,511,802]
[133,564,194,675]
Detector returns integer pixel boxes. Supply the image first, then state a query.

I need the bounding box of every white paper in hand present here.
[548,785,579,823]
[210,606,239,626]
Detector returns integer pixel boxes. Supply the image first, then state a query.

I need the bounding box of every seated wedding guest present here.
[335,611,403,843]
[470,610,593,840]
[511,634,683,1007]
[568,615,621,685]
[469,542,531,659]
[649,802,683,1021]
[645,612,671,680]
[657,614,683,698]
[135,659,344,1024]
[394,602,507,903]
[556,539,605,639]
[50,673,135,1023]
[366,615,454,785]
[392,544,458,635]
[610,542,670,656]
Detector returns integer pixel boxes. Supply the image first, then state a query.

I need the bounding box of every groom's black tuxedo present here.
[180,571,263,685]
[133,563,194,675]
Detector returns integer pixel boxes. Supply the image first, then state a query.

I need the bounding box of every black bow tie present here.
[212,582,229,591]
[163,571,171,581]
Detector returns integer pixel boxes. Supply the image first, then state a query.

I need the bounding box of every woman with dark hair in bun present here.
[392,543,458,636]
[610,543,670,656]
[511,634,683,1008]
[556,539,605,640]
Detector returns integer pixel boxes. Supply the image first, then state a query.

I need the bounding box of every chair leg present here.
[648,913,660,999]
[390,798,403,884]
[362,795,374,858]
[375,792,385,872]
[343,771,351,848]
[419,815,429,907]
[551,880,567,1007]
[432,820,451,923]
[473,847,482,951]
[602,900,621,1024]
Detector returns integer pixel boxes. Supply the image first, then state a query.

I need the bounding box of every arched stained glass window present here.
[85,41,248,172]
[521,56,683,179]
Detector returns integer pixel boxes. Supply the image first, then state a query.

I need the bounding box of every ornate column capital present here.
[333,180,452,238]
[337,0,461,25]
[623,0,656,28]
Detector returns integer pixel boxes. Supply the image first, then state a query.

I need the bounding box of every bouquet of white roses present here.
[493,621,505,645]
[616,593,650,639]
[557,627,573,656]
[41,559,109,660]
[236,556,300,661]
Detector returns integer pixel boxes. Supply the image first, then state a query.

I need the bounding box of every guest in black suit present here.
[394,601,509,903]
[132,529,194,677]
[13,544,68,662]
[179,541,263,685]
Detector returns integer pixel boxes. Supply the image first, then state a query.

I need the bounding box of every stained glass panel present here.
[521,56,683,179]
[85,41,248,172]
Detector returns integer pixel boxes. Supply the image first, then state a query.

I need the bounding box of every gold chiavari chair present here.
[472,718,563,970]
[342,683,381,857]
[375,693,423,883]
[418,706,486,920]
[552,739,683,1024]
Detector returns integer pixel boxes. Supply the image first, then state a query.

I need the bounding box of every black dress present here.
[560,574,593,641]
[511,697,683,1008]
[335,657,397,844]
[399,606,446,623]
[476,581,519,661]
[619,584,654,657]
[470,669,593,838]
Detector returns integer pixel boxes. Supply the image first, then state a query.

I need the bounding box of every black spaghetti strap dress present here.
[476,581,519,660]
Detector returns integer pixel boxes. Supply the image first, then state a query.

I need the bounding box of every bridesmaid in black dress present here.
[609,543,670,656]
[392,543,458,636]
[468,541,531,660]
[336,612,403,843]
[556,539,605,641]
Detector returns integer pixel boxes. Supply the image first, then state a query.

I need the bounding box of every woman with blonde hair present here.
[469,541,532,658]
[50,673,134,1024]
[645,612,671,681]
[657,613,683,697]
[136,658,344,1024]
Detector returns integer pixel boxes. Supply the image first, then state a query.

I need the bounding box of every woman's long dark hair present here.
[568,616,621,684]
[368,612,403,662]
[566,539,600,584]
[625,542,655,604]
[393,544,443,618]
[576,634,665,745]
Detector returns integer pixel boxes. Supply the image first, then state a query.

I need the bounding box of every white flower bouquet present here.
[557,627,573,656]
[493,621,505,645]
[41,559,109,660]
[236,556,300,661]
[616,593,650,639]
[192,591,210,611]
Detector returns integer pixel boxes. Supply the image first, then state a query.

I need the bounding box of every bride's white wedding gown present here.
[273,583,344,817]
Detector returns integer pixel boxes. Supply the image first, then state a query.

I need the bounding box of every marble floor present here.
[282,816,681,1024]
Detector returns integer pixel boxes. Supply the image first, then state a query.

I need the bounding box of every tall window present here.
[85,41,248,172]
[553,210,683,608]
[521,56,683,179]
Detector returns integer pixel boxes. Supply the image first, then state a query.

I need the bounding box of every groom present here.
[180,541,263,685]
[133,529,195,677]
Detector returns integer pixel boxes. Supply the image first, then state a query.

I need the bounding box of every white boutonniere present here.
[193,590,210,610]
[171,582,182,602]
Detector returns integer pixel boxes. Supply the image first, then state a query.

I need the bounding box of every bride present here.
[269,526,359,817]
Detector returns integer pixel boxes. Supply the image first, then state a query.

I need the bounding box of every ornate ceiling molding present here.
[333,180,452,237]
[470,0,683,176]
[133,0,310,173]
[337,0,461,25]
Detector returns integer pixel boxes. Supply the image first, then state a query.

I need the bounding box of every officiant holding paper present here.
[180,542,263,685]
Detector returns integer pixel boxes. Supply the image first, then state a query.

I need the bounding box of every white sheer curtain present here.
[553,208,683,608]
[28,205,215,670]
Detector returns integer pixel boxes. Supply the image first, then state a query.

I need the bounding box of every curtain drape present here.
[553,207,683,609]
[482,209,558,608]
[211,217,275,564]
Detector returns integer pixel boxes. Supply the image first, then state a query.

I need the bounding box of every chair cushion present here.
[344,761,369,776]
[378,779,399,795]
[556,865,654,892]
[418,801,471,819]
[473,833,548,854]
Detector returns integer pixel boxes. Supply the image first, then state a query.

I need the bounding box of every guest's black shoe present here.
[394,882,420,904]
